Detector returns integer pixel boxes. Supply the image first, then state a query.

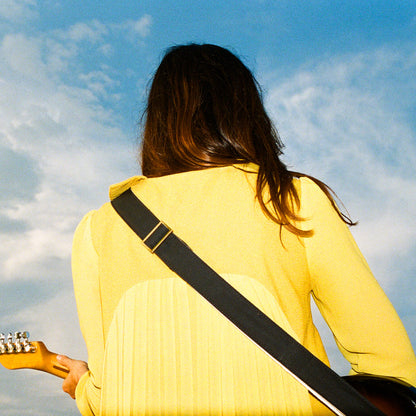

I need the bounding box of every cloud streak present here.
[264,45,416,263]
[0,0,37,23]
[262,44,416,368]
[0,11,149,413]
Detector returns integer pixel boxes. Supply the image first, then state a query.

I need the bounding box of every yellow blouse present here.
[72,164,416,415]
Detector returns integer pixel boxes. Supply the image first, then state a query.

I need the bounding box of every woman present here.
[58,44,416,415]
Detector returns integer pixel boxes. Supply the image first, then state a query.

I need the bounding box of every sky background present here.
[0,1,415,415]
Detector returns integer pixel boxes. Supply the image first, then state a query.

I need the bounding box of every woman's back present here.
[66,44,416,416]
[72,164,416,415]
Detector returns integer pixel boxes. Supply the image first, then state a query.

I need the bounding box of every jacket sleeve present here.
[300,178,416,386]
[72,211,104,415]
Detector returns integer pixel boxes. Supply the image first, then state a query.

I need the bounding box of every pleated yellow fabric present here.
[100,275,312,416]
[72,164,416,416]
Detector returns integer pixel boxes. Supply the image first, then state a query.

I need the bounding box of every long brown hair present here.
[141,43,355,236]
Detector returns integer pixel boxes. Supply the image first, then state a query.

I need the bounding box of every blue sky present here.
[0,1,415,415]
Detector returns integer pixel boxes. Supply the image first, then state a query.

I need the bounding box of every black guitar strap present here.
[111,188,385,416]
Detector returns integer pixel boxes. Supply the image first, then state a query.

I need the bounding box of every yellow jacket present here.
[72,164,416,415]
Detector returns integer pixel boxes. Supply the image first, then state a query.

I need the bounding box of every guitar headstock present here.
[0,331,68,378]
[0,332,39,370]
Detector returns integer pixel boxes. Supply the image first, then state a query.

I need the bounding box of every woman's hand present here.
[56,355,89,399]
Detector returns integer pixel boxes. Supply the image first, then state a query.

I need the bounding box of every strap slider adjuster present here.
[143,221,173,253]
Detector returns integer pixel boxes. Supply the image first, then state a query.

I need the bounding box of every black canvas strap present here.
[111,188,385,416]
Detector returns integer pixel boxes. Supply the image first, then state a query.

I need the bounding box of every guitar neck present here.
[27,342,69,379]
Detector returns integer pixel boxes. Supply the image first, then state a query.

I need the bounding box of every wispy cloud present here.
[120,14,153,39]
[53,15,153,49]
[0,13,143,412]
[264,45,416,268]
[62,19,108,43]
[0,18,145,281]
[263,44,416,362]
[0,0,37,22]
[1,33,46,79]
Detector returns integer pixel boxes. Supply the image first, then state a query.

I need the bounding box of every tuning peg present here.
[6,333,14,353]
[14,332,23,353]
[0,333,5,354]
[21,331,34,353]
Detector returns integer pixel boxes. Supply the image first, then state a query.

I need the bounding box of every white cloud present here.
[112,14,153,43]
[50,15,153,52]
[0,393,12,406]
[0,12,153,84]
[0,17,141,411]
[264,46,416,272]
[98,43,114,57]
[60,19,108,44]
[261,46,416,365]
[131,14,153,37]
[44,37,78,73]
[0,24,140,285]
[78,70,120,97]
[1,33,46,80]
[0,144,40,203]
[0,0,37,22]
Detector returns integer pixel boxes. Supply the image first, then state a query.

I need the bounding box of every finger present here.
[56,354,72,367]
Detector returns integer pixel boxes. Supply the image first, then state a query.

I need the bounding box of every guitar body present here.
[344,375,416,416]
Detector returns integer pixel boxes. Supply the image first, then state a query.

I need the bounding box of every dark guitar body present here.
[343,375,416,415]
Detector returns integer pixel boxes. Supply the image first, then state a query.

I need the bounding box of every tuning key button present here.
[21,331,34,353]
[0,333,5,354]
[14,332,23,353]
[6,333,14,353]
